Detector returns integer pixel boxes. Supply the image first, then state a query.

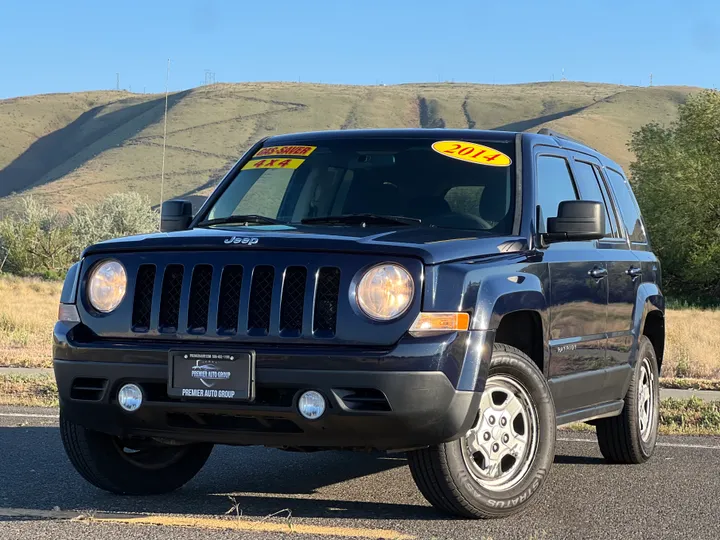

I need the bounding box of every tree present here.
[630,90,720,300]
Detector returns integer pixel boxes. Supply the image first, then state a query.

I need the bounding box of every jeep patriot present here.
[54,128,664,518]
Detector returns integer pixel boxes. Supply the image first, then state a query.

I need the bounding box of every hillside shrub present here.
[0,193,158,278]
[0,198,73,278]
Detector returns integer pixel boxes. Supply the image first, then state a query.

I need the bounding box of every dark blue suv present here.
[54,128,664,518]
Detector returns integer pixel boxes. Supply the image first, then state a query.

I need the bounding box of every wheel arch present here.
[632,283,665,371]
[494,310,546,377]
[471,273,549,379]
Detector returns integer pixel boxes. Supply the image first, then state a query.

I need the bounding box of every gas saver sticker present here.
[254,145,316,157]
[431,141,512,167]
[242,158,305,170]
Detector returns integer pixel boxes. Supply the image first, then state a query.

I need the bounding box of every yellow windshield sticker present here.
[431,141,512,167]
[242,158,305,170]
[254,145,316,157]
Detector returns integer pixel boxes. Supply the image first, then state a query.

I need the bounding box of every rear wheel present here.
[60,412,213,494]
[596,335,659,464]
[407,344,556,518]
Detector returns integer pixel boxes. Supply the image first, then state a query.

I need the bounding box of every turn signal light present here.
[409,312,470,336]
[58,303,80,323]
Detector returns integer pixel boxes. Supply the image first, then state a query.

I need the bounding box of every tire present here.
[407,344,556,519]
[595,335,659,464]
[60,411,213,495]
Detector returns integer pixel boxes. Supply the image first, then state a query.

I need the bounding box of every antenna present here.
[159,59,170,229]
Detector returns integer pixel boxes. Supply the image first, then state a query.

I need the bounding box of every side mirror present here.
[161,200,193,233]
[545,200,605,242]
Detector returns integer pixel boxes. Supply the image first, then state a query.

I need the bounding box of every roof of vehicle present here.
[266,128,517,144]
[265,128,624,172]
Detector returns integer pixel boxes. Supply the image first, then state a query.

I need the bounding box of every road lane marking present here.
[0,507,415,539]
[558,437,720,450]
[0,412,58,419]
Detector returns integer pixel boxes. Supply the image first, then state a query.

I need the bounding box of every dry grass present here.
[0,374,58,407]
[0,275,61,368]
[0,82,701,215]
[663,309,720,379]
[659,378,720,391]
[563,397,720,436]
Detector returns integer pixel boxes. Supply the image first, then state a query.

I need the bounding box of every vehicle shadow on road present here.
[0,426,444,521]
[1,426,611,522]
[553,454,606,465]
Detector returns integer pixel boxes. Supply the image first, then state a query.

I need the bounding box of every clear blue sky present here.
[1,0,718,99]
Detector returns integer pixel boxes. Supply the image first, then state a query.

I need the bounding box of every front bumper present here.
[54,323,493,450]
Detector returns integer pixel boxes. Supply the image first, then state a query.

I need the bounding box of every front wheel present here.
[407,344,556,519]
[60,412,213,495]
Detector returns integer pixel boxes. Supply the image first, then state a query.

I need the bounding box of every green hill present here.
[0,81,698,213]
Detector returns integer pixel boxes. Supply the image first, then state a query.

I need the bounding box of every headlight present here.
[88,260,127,313]
[356,264,414,321]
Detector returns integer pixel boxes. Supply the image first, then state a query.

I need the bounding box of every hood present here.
[83,225,528,265]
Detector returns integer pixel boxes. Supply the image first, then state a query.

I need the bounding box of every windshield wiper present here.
[197,214,285,227]
[300,213,421,226]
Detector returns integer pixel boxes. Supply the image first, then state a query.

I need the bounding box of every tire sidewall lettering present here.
[447,349,556,515]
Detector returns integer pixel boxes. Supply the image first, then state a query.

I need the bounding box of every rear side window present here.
[606,169,647,243]
[536,155,578,232]
[572,161,614,238]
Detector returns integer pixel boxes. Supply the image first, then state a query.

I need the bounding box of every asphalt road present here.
[1,406,719,540]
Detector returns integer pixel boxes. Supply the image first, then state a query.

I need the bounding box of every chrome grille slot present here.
[131,264,155,332]
[247,266,274,335]
[217,265,243,334]
[159,264,184,333]
[314,267,341,336]
[187,265,213,334]
[280,266,307,336]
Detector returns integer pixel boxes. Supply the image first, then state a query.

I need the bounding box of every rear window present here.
[606,168,647,243]
[205,138,516,234]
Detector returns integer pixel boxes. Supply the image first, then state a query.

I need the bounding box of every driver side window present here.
[536,155,578,233]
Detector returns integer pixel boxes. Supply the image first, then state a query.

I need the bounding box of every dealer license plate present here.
[168,350,255,401]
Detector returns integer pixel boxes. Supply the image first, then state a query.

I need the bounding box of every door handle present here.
[626,266,642,278]
[589,267,608,279]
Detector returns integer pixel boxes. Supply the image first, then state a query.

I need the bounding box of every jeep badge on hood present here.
[224,236,259,245]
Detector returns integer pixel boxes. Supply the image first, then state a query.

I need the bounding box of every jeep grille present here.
[130,262,341,338]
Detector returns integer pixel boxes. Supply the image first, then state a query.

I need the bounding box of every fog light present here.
[118,384,143,412]
[298,390,325,420]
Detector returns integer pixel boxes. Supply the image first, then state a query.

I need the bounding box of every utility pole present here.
[649,73,653,87]
[116,73,120,91]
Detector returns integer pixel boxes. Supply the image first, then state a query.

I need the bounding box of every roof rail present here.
[536,128,584,146]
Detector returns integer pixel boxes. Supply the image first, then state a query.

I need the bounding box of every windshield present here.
[204,137,516,234]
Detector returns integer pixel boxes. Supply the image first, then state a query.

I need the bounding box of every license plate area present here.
[168,350,255,401]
